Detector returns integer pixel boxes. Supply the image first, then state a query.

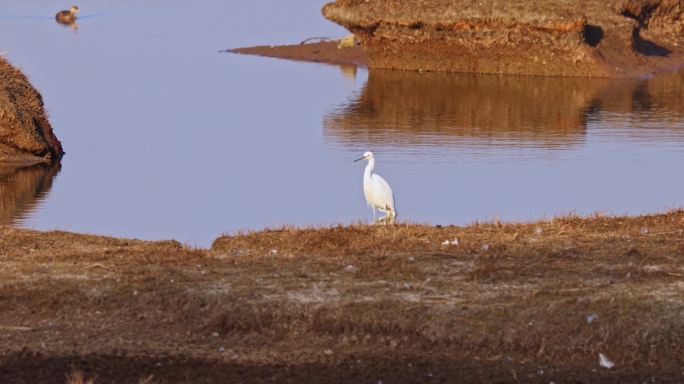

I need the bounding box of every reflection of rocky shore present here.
[0,164,60,225]
[324,68,684,149]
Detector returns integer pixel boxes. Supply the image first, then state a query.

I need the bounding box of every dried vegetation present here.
[1,211,684,382]
[0,57,63,164]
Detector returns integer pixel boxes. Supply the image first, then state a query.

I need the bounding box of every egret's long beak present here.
[354,156,365,162]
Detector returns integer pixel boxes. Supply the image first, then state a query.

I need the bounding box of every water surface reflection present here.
[0,164,60,226]
[325,69,684,150]
[2,0,684,245]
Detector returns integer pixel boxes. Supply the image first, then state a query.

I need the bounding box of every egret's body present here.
[355,151,396,223]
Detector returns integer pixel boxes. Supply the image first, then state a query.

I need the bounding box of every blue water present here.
[1,1,683,246]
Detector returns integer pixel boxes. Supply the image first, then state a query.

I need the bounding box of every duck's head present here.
[70,5,79,14]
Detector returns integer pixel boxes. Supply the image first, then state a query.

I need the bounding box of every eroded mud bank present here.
[322,0,684,77]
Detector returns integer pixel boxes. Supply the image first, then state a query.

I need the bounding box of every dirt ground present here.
[1,211,684,383]
[227,41,367,67]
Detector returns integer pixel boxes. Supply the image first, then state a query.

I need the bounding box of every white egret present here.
[354,151,397,223]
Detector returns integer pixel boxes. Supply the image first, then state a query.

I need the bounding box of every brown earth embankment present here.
[2,211,684,382]
[320,0,684,77]
[0,57,63,165]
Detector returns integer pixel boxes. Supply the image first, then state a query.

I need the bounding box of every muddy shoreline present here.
[228,41,367,68]
[2,211,684,382]
[228,39,684,78]
[227,0,684,78]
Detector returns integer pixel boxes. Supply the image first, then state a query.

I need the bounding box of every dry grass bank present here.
[1,211,684,382]
[0,57,63,164]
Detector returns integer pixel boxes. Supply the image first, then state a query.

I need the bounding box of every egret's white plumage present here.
[354,151,396,223]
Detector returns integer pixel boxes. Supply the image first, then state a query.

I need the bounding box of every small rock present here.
[212,332,219,337]
[599,353,614,369]
[408,256,416,262]
[133,290,138,296]
[442,238,459,246]
[269,248,278,255]
[323,349,334,356]
[534,227,544,235]
[219,347,225,352]
[639,227,649,235]
[586,313,599,324]
[481,244,490,252]
[344,265,359,273]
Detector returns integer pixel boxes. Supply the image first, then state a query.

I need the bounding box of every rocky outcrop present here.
[0,57,63,165]
[322,0,684,77]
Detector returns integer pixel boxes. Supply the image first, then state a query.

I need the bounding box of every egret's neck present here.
[364,158,375,180]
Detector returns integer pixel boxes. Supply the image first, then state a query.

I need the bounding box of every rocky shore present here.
[321,0,684,77]
[2,211,684,382]
[0,57,63,165]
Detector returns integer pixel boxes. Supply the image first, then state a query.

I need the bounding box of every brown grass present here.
[0,56,63,164]
[2,211,684,382]
[65,370,95,384]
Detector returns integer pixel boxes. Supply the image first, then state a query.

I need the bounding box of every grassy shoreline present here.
[2,210,684,382]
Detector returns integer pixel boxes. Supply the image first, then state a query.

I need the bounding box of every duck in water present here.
[55,6,79,25]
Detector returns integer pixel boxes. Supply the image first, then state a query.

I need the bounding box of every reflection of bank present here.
[324,69,684,149]
[0,163,60,226]
[339,64,357,81]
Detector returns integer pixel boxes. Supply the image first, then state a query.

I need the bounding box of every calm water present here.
[2,1,684,246]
